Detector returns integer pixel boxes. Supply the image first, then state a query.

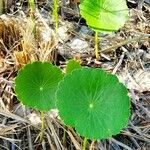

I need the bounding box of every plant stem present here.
[40,111,45,142]
[53,0,59,33]
[28,0,35,13]
[95,31,99,59]
[0,0,4,15]
[28,0,36,36]
[82,137,88,150]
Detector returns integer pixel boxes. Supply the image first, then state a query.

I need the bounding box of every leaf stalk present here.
[95,31,99,59]
[53,0,59,33]
[82,137,88,150]
[40,111,45,141]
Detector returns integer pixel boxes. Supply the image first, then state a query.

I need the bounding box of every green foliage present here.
[28,0,36,12]
[53,0,59,32]
[15,61,64,112]
[14,60,130,140]
[57,68,130,139]
[79,0,128,33]
[66,59,81,74]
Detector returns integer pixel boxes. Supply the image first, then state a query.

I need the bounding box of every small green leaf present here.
[79,0,128,32]
[66,59,81,74]
[15,61,64,112]
[57,68,130,139]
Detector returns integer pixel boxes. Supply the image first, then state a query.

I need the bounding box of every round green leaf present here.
[79,0,128,32]
[57,68,130,139]
[66,59,81,74]
[15,61,64,112]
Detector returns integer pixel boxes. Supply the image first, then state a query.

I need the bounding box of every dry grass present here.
[0,1,150,150]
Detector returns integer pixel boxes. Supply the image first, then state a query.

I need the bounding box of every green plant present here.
[57,68,130,149]
[15,60,130,148]
[28,0,36,13]
[66,59,81,74]
[52,0,59,32]
[15,61,64,141]
[15,61,64,111]
[79,0,129,59]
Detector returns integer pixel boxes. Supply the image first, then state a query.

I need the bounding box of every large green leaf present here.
[79,0,128,32]
[15,61,64,112]
[57,68,130,139]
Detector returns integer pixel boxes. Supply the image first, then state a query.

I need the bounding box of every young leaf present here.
[66,59,81,74]
[57,68,130,139]
[15,61,64,112]
[79,0,128,32]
